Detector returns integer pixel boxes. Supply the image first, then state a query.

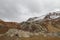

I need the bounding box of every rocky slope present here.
[0,19,20,34]
[0,11,60,40]
[20,11,60,33]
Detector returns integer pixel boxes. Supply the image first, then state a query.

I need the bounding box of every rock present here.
[5,29,18,37]
[18,30,31,37]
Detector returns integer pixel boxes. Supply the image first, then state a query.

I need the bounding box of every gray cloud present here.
[0,0,60,22]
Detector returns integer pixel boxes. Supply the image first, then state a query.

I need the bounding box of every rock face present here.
[19,11,60,37]
[21,22,48,33]
[41,12,60,32]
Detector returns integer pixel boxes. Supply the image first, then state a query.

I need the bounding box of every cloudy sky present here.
[0,0,60,22]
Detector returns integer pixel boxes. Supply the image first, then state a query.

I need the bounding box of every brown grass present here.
[0,34,60,40]
[20,35,60,40]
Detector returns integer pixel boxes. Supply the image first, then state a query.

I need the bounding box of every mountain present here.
[0,11,60,40]
[0,11,60,34]
[20,11,60,33]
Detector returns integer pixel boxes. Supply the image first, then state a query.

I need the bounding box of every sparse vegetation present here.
[0,11,60,40]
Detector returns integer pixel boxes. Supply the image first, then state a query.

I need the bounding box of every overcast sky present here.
[0,0,60,22]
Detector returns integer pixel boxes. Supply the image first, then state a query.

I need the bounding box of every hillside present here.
[0,19,20,34]
[0,11,60,40]
[20,11,60,33]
